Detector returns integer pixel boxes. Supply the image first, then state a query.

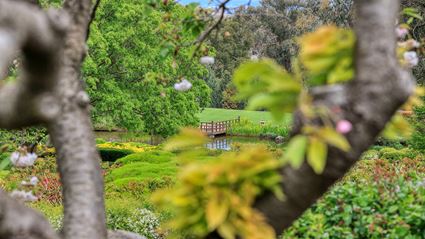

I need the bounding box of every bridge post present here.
[211,121,214,133]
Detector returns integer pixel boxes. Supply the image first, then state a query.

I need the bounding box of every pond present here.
[95,131,278,150]
[205,136,278,150]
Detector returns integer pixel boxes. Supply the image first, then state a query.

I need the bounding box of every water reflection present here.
[95,131,276,150]
[206,137,233,150]
[205,136,276,150]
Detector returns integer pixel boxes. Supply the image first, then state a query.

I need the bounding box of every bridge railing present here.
[200,116,240,135]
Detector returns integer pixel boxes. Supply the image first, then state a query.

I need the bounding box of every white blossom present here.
[10,190,38,202]
[250,54,259,61]
[403,51,419,68]
[21,176,39,186]
[174,79,192,92]
[10,152,38,167]
[396,27,409,39]
[199,56,215,65]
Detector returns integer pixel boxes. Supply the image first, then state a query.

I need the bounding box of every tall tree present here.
[84,0,211,135]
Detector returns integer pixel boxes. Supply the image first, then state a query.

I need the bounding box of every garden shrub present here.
[96,138,107,144]
[106,162,177,184]
[0,127,49,145]
[0,152,11,170]
[97,142,157,162]
[374,137,405,149]
[282,158,425,239]
[38,204,164,238]
[409,103,425,151]
[360,150,379,160]
[107,208,162,239]
[97,142,156,153]
[379,147,418,161]
[98,148,134,162]
[106,176,174,198]
[32,203,63,230]
[37,173,62,205]
[116,151,175,165]
[228,119,289,137]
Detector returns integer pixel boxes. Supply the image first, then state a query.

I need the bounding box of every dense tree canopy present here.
[84,0,211,136]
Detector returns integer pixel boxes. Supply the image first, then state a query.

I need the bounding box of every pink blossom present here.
[396,27,409,39]
[336,120,352,134]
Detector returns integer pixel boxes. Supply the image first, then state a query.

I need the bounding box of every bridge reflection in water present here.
[205,137,233,150]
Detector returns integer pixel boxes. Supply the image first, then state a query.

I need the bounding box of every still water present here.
[205,136,276,150]
[95,131,276,150]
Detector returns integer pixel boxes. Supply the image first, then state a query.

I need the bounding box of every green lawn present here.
[197,108,291,124]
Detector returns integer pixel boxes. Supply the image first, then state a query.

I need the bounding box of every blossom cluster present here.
[10,151,37,167]
[10,189,38,202]
[396,26,422,68]
[9,147,39,202]
[107,208,161,239]
[174,79,192,91]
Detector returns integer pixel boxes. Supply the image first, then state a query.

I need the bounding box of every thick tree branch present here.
[0,1,66,129]
[0,190,59,239]
[47,0,107,239]
[253,0,414,234]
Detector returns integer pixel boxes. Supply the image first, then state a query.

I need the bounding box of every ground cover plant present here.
[282,154,425,239]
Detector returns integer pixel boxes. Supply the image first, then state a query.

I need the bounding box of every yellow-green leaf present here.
[307,137,328,174]
[318,127,350,152]
[163,128,208,151]
[217,222,236,239]
[206,198,229,230]
[284,135,308,168]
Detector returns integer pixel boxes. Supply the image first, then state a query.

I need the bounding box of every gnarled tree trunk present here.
[0,0,414,238]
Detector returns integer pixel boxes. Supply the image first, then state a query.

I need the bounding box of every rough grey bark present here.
[0,1,142,239]
[47,0,107,238]
[254,0,414,233]
[0,1,64,129]
[0,0,415,239]
[0,190,59,239]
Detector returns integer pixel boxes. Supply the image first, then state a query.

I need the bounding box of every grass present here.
[197,108,292,125]
[228,119,290,137]
[105,151,178,186]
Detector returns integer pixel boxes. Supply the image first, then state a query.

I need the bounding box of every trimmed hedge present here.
[116,151,174,165]
[99,148,134,162]
[409,103,425,151]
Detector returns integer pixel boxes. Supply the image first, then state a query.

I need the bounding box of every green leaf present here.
[307,137,328,174]
[403,7,423,20]
[0,155,10,170]
[284,135,308,168]
[233,59,301,120]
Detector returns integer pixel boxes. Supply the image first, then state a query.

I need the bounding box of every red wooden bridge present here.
[199,117,240,136]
